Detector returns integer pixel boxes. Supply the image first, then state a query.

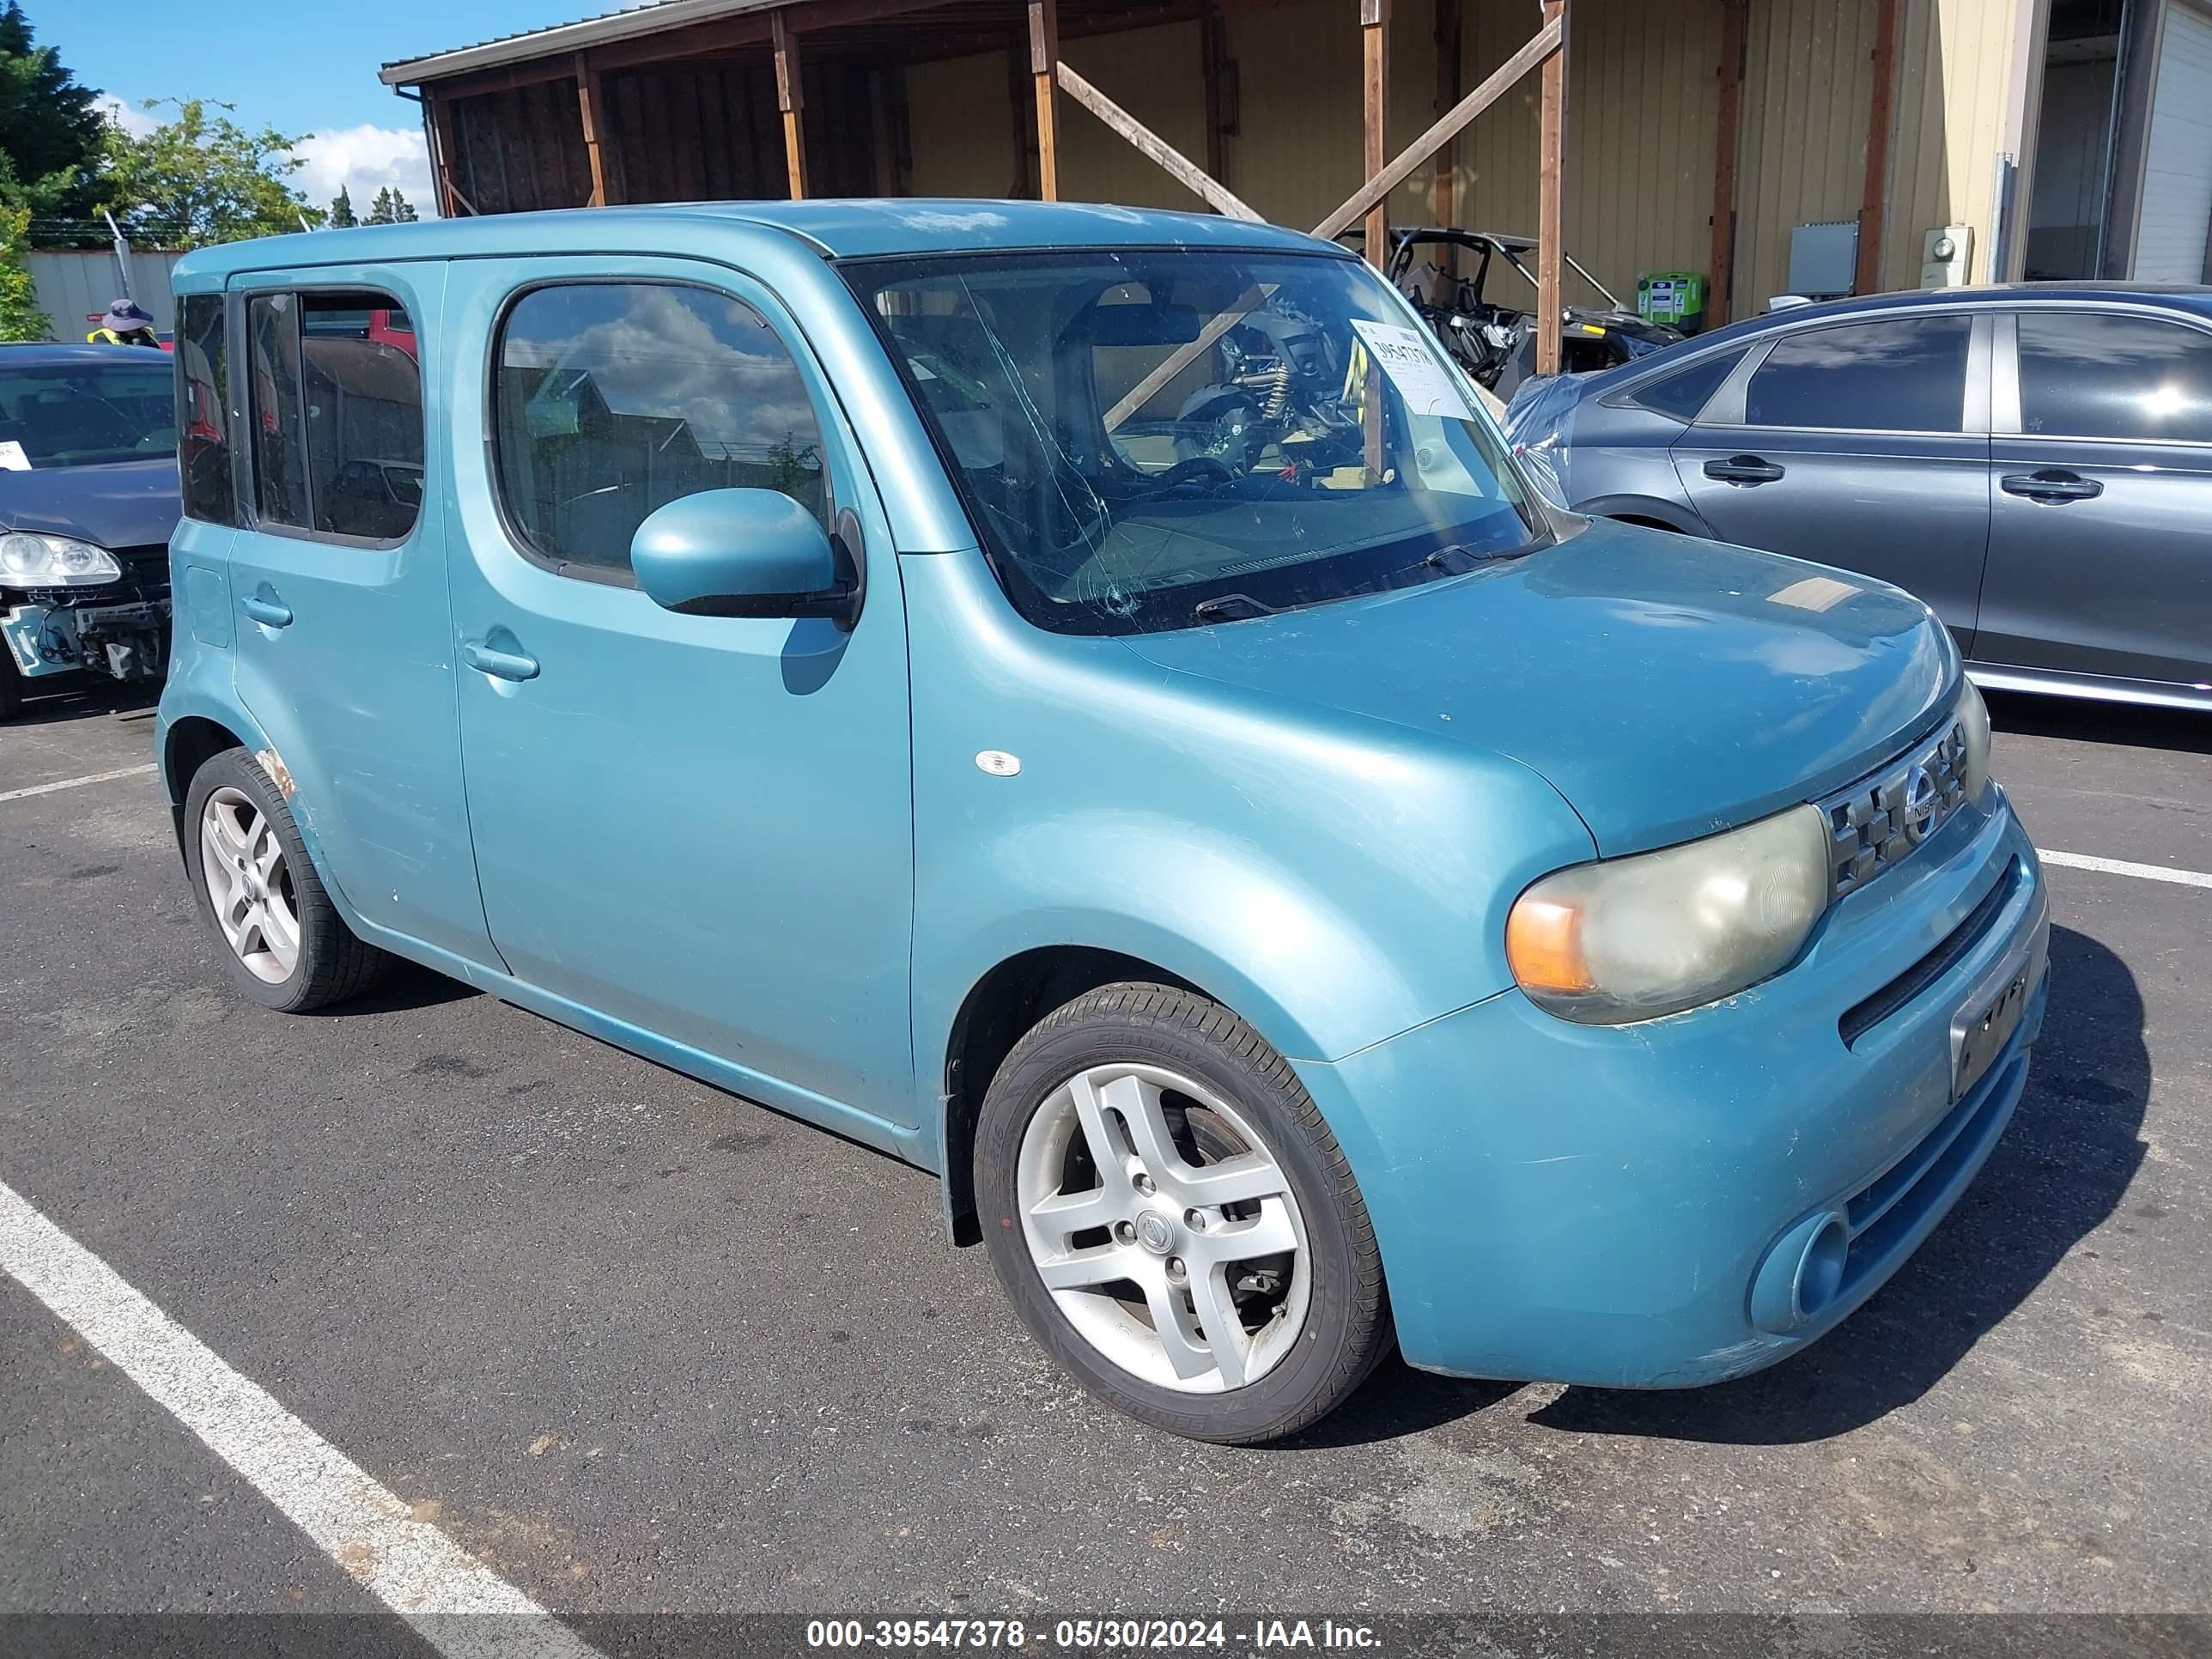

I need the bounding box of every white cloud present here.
[96,96,160,137]
[295,124,441,221]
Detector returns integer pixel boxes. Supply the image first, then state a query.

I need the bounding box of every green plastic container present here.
[1638,271,1707,331]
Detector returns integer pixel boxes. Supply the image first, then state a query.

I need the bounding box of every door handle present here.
[2000,470,2103,503]
[1704,455,1785,485]
[460,637,540,682]
[240,587,292,629]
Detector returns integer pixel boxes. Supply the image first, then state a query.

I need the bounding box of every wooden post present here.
[1361,0,1390,268]
[1534,0,1566,374]
[1856,0,1901,295]
[1431,0,1461,252]
[772,9,808,200]
[1709,0,1747,324]
[1030,0,1060,201]
[1200,1,1229,183]
[575,52,613,205]
[427,90,464,218]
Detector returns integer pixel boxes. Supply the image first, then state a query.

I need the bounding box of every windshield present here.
[844,248,1545,634]
[0,358,179,469]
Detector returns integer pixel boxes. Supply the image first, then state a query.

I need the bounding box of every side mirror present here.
[630,488,861,629]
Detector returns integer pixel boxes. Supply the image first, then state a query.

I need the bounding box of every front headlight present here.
[0,532,122,586]
[1506,804,1832,1024]
[1955,678,1993,805]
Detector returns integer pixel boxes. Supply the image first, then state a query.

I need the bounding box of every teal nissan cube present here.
[156,203,2050,1443]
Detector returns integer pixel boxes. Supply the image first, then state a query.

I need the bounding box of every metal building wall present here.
[1731,0,1879,313]
[1887,0,2032,289]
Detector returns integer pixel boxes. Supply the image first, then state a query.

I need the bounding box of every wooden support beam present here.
[1534,0,1565,374]
[1055,63,1263,220]
[772,10,808,200]
[575,52,613,204]
[1030,0,1060,201]
[1200,1,1229,182]
[1431,0,1461,251]
[1856,0,1901,295]
[1360,0,1389,267]
[1312,14,1560,240]
[1708,0,1747,324]
[427,90,466,216]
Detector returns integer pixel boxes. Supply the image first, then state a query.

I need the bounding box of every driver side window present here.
[491,282,829,580]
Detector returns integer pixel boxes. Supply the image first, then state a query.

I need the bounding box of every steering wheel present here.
[1133,455,1238,496]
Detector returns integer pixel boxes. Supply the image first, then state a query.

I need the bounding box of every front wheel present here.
[976,983,1390,1443]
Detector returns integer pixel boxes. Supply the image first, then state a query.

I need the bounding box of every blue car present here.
[156,204,2049,1443]
[1,343,180,719]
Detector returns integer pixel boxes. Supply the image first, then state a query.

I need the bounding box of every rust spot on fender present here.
[254,747,297,800]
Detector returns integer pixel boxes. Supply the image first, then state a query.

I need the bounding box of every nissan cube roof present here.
[170,200,1341,282]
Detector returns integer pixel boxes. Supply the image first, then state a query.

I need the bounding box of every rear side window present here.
[2017,312,2212,442]
[1630,349,1744,421]
[1743,315,1972,433]
[246,289,424,543]
[177,295,234,525]
[491,282,829,579]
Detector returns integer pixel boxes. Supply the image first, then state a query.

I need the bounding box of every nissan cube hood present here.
[1116,518,1955,858]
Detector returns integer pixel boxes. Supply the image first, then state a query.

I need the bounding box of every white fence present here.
[26,248,188,340]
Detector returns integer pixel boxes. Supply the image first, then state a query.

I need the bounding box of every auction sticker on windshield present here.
[0,440,29,471]
[1350,319,1476,422]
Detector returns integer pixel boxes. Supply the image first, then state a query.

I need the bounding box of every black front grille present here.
[110,543,173,605]
[1839,859,2020,1048]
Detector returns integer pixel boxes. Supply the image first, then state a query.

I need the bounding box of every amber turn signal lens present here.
[1504,894,1595,994]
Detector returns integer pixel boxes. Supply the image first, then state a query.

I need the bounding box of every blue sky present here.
[36,0,597,214]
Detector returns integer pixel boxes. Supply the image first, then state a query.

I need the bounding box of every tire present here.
[976,983,1390,1443]
[0,648,21,722]
[182,746,389,1012]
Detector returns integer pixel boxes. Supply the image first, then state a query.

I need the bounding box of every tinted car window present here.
[1631,349,1744,421]
[247,294,312,529]
[247,289,423,541]
[493,283,829,578]
[0,356,174,470]
[1743,315,1971,433]
[2018,312,2212,442]
[178,294,234,524]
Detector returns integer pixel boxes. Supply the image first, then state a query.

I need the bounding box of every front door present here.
[439,259,915,1125]
[1980,307,2212,689]
[223,264,495,965]
[1674,310,1993,650]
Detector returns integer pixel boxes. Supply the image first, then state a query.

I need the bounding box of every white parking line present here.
[0,763,158,803]
[0,1179,602,1659]
[2042,849,2212,890]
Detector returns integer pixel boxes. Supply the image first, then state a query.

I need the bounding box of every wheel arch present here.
[1580,494,1708,536]
[937,945,1223,1245]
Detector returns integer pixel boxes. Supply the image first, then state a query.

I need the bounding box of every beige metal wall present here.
[1887,0,2030,290]
[904,0,2030,321]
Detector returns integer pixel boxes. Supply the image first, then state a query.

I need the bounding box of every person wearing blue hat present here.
[88,299,161,346]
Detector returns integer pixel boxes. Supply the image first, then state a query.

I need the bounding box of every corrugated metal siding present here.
[27,249,186,341]
[907,50,1022,197]
[1887,0,2028,289]
[1732,0,1877,312]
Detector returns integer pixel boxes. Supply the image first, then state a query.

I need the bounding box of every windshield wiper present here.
[1190,592,1278,623]
[1422,542,1534,575]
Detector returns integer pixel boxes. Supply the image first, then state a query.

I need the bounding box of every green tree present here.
[392,188,417,222]
[0,0,105,237]
[328,184,356,228]
[362,185,419,225]
[0,200,50,340]
[95,98,321,248]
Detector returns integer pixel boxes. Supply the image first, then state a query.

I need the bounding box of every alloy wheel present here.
[1015,1062,1310,1394]
[198,786,301,984]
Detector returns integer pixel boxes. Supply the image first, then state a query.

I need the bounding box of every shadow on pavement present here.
[1521,924,2147,1445]
[1986,688,2212,757]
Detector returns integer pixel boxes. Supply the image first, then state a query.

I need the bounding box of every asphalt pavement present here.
[2,677,2207,1639]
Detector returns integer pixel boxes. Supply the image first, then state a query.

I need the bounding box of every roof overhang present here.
[381,0,781,87]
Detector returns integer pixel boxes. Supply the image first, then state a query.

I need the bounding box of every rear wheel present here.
[183,747,389,1012]
[976,983,1389,1443]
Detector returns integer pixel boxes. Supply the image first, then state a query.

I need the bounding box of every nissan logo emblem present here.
[1901,764,1942,843]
